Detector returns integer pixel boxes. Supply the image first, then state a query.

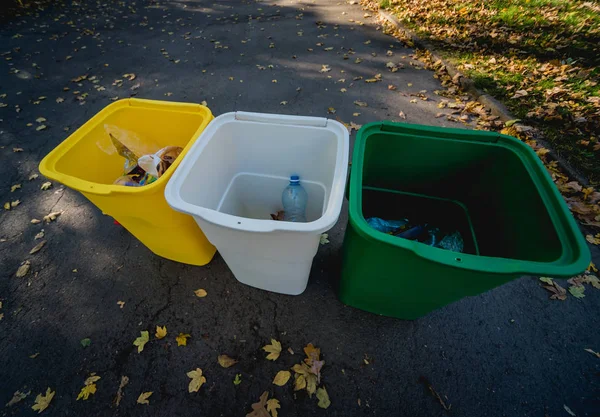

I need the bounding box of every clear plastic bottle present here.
[282,175,308,222]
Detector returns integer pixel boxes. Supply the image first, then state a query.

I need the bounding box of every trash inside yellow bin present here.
[39,98,216,266]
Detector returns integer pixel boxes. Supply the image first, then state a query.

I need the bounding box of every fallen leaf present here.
[511,90,528,99]
[328,107,336,114]
[233,373,242,385]
[263,339,282,361]
[176,333,191,346]
[36,117,46,123]
[294,374,306,391]
[280,101,288,105]
[29,240,46,254]
[266,398,281,417]
[353,112,360,117]
[155,326,167,339]
[586,234,600,245]
[29,173,39,180]
[32,388,54,413]
[31,219,41,224]
[273,370,291,386]
[123,73,136,81]
[10,184,21,192]
[133,331,149,353]
[56,97,64,103]
[388,84,397,90]
[564,405,576,416]
[6,390,31,407]
[247,391,270,417]
[13,148,23,152]
[81,338,91,347]
[30,353,39,358]
[568,285,585,298]
[319,64,331,73]
[320,233,330,245]
[43,211,62,222]
[40,182,52,190]
[113,375,129,406]
[398,111,406,119]
[354,100,368,107]
[194,288,207,298]
[420,377,451,411]
[316,386,331,409]
[117,301,125,308]
[137,391,152,405]
[130,83,141,91]
[16,261,31,278]
[187,368,206,393]
[218,354,238,368]
[4,202,11,210]
[35,231,44,240]
[349,122,362,132]
[540,278,567,300]
[77,374,100,400]
[36,125,47,131]
[9,200,20,209]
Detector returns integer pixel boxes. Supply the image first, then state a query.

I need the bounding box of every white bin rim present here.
[165,111,349,234]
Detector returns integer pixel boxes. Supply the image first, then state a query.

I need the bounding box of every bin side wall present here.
[339,221,519,319]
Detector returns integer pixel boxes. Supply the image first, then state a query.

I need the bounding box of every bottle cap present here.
[290,175,300,182]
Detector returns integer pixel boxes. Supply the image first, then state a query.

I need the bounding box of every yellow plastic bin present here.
[39,98,216,266]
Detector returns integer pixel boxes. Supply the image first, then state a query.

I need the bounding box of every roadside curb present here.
[378,10,590,187]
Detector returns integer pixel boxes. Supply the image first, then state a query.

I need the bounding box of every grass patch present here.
[376,0,600,185]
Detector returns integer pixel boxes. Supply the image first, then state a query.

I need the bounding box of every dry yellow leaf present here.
[194,288,207,298]
[56,97,64,103]
[266,398,281,417]
[13,148,24,152]
[35,230,44,240]
[117,301,125,308]
[137,391,152,405]
[294,374,306,391]
[11,200,20,208]
[306,373,317,396]
[31,219,41,224]
[218,354,238,368]
[133,331,149,353]
[354,100,368,107]
[29,173,38,180]
[76,374,100,401]
[3,202,10,210]
[155,326,167,339]
[36,117,46,123]
[176,333,191,346]
[40,182,52,190]
[273,370,291,386]
[32,388,54,413]
[16,261,31,278]
[304,343,320,364]
[316,386,331,408]
[43,211,62,222]
[10,184,21,192]
[30,240,46,254]
[36,125,47,131]
[262,339,282,361]
[187,368,206,393]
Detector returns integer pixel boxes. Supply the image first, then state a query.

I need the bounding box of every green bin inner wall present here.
[361,132,562,262]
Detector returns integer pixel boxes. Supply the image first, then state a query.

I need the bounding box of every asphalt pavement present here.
[1,0,599,416]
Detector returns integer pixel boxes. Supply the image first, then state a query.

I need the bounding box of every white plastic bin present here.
[165,111,349,295]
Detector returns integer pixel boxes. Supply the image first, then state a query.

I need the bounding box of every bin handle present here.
[234,111,328,127]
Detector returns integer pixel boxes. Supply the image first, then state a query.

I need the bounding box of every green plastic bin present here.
[339,121,590,319]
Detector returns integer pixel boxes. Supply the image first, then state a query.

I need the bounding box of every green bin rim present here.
[348,121,590,277]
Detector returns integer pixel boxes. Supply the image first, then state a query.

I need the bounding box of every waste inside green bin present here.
[339,121,590,319]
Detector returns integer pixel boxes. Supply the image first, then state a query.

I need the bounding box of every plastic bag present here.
[366,217,408,233]
[137,146,183,178]
[99,125,161,159]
